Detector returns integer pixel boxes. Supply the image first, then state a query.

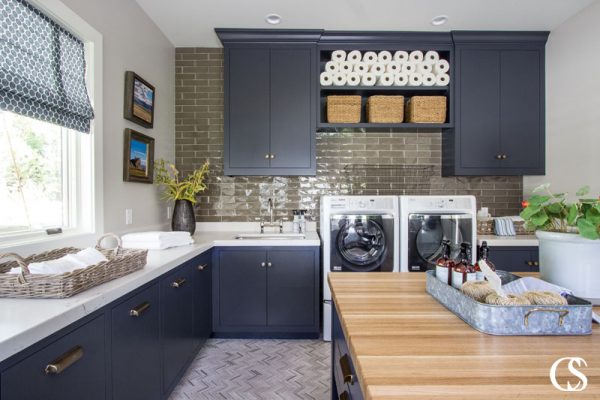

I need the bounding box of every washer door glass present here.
[336,217,387,271]
[413,215,464,266]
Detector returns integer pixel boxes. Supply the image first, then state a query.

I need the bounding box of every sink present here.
[235,233,306,240]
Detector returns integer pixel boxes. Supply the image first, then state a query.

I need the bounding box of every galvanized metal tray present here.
[426,270,593,335]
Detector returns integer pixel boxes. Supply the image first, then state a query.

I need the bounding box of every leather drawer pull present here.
[45,346,83,375]
[339,390,349,400]
[171,278,186,288]
[339,354,355,385]
[129,301,150,317]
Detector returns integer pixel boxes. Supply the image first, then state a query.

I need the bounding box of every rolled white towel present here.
[346,72,361,86]
[360,73,376,86]
[409,50,424,63]
[377,73,394,86]
[320,72,333,86]
[8,248,108,275]
[393,50,409,62]
[435,73,450,86]
[353,62,368,74]
[122,231,190,242]
[332,73,347,86]
[432,59,450,74]
[424,50,440,62]
[422,72,436,86]
[402,61,416,74]
[370,62,386,76]
[339,61,354,73]
[386,61,402,74]
[393,73,408,86]
[325,61,339,73]
[331,50,346,62]
[409,73,423,86]
[363,51,378,65]
[416,62,433,74]
[378,50,392,64]
[347,50,362,63]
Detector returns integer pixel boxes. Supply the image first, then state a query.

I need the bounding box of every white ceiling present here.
[135,0,595,47]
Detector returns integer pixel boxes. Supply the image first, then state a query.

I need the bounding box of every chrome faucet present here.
[259,197,285,233]
[268,198,274,225]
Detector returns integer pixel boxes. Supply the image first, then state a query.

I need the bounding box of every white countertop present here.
[0,225,320,362]
[478,234,539,247]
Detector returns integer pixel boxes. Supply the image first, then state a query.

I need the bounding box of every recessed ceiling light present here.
[431,15,448,26]
[265,13,282,25]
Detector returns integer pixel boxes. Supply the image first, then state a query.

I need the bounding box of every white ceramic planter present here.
[536,231,600,304]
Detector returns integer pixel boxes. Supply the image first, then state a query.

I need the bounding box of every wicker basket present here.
[0,233,147,299]
[477,219,532,236]
[327,95,361,123]
[366,96,404,123]
[405,96,447,123]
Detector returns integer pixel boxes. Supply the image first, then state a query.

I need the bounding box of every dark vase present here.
[172,199,196,235]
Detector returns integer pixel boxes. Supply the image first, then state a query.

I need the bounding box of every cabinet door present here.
[267,249,316,327]
[161,265,195,393]
[269,46,314,172]
[218,249,267,326]
[226,47,270,171]
[500,50,543,171]
[111,284,161,400]
[1,316,105,400]
[192,251,212,347]
[489,246,538,272]
[458,48,501,170]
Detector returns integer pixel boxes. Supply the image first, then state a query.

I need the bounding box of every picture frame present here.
[123,128,155,184]
[124,71,155,128]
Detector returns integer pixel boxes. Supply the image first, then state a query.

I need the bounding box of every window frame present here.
[0,0,103,254]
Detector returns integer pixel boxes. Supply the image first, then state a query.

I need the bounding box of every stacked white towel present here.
[122,231,193,250]
[321,49,450,87]
[494,217,516,236]
[8,248,108,275]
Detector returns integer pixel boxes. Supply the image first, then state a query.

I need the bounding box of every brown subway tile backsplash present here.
[175,48,524,223]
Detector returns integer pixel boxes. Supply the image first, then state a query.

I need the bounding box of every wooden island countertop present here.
[328,272,600,399]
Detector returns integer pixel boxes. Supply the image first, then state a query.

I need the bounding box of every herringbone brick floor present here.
[169,339,331,399]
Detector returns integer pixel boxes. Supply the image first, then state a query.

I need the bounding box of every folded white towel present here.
[8,248,108,275]
[122,231,193,250]
[502,276,572,297]
[122,231,191,242]
[494,217,516,236]
[122,238,193,250]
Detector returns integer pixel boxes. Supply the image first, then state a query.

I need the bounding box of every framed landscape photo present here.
[124,71,155,128]
[123,128,155,183]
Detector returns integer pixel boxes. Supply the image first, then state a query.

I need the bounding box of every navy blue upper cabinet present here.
[443,31,548,176]
[217,29,320,176]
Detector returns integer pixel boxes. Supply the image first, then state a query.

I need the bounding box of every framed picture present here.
[124,71,155,128]
[123,128,155,183]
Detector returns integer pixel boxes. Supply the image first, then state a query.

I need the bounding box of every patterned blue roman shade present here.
[0,0,94,133]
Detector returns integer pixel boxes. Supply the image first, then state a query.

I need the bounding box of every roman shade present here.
[0,0,94,133]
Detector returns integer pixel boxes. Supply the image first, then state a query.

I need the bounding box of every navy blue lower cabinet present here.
[332,304,363,400]
[0,316,106,400]
[161,264,196,395]
[192,251,212,348]
[111,283,161,400]
[213,247,320,337]
[488,246,539,272]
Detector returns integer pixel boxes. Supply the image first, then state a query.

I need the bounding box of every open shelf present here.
[317,122,454,130]
[320,85,449,92]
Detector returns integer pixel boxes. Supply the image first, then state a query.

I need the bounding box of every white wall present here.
[524,0,600,198]
[61,0,175,233]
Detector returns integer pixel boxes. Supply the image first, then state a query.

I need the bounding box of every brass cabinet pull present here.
[129,301,150,317]
[270,154,275,159]
[45,346,83,375]
[495,154,502,159]
[533,261,539,267]
[524,308,569,327]
[197,264,208,271]
[261,262,266,267]
[171,278,186,288]
[339,354,355,385]
[264,154,269,159]
[339,391,349,400]
[527,261,533,266]
[501,154,508,159]
[267,262,272,267]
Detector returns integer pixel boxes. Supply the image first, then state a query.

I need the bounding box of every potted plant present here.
[520,184,600,303]
[154,159,209,235]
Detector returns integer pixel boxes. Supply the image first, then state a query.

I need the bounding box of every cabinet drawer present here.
[111,283,161,400]
[489,246,539,272]
[1,316,106,400]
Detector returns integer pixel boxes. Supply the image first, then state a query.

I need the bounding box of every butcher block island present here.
[328,272,600,400]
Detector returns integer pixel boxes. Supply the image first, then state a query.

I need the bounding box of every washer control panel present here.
[328,197,394,211]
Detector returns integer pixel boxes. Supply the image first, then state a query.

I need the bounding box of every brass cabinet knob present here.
[171,278,186,288]
[264,154,269,159]
[496,154,502,159]
[267,262,272,267]
[501,154,508,159]
[129,301,150,317]
[197,264,208,271]
[261,262,266,267]
[270,154,275,159]
[533,261,539,267]
[45,346,83,375]
[527,261,533,266]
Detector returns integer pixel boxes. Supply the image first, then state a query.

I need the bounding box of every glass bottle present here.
[475,241,495,280]
[452,243,476,289]
[435,240,454,285]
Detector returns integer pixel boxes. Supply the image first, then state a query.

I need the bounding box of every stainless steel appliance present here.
[399,196,476,272]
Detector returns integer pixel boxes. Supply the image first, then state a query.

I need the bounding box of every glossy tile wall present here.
[175,48,523,222]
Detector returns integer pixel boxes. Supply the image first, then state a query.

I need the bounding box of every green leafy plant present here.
[154,159,209,204]
[520,184,600,240]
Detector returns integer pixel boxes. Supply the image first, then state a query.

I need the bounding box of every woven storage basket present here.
[0,233,147,299]
[366,95,404,123]
[477,219,531,236]
[405,96,447,123]
[327,95,361,123]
